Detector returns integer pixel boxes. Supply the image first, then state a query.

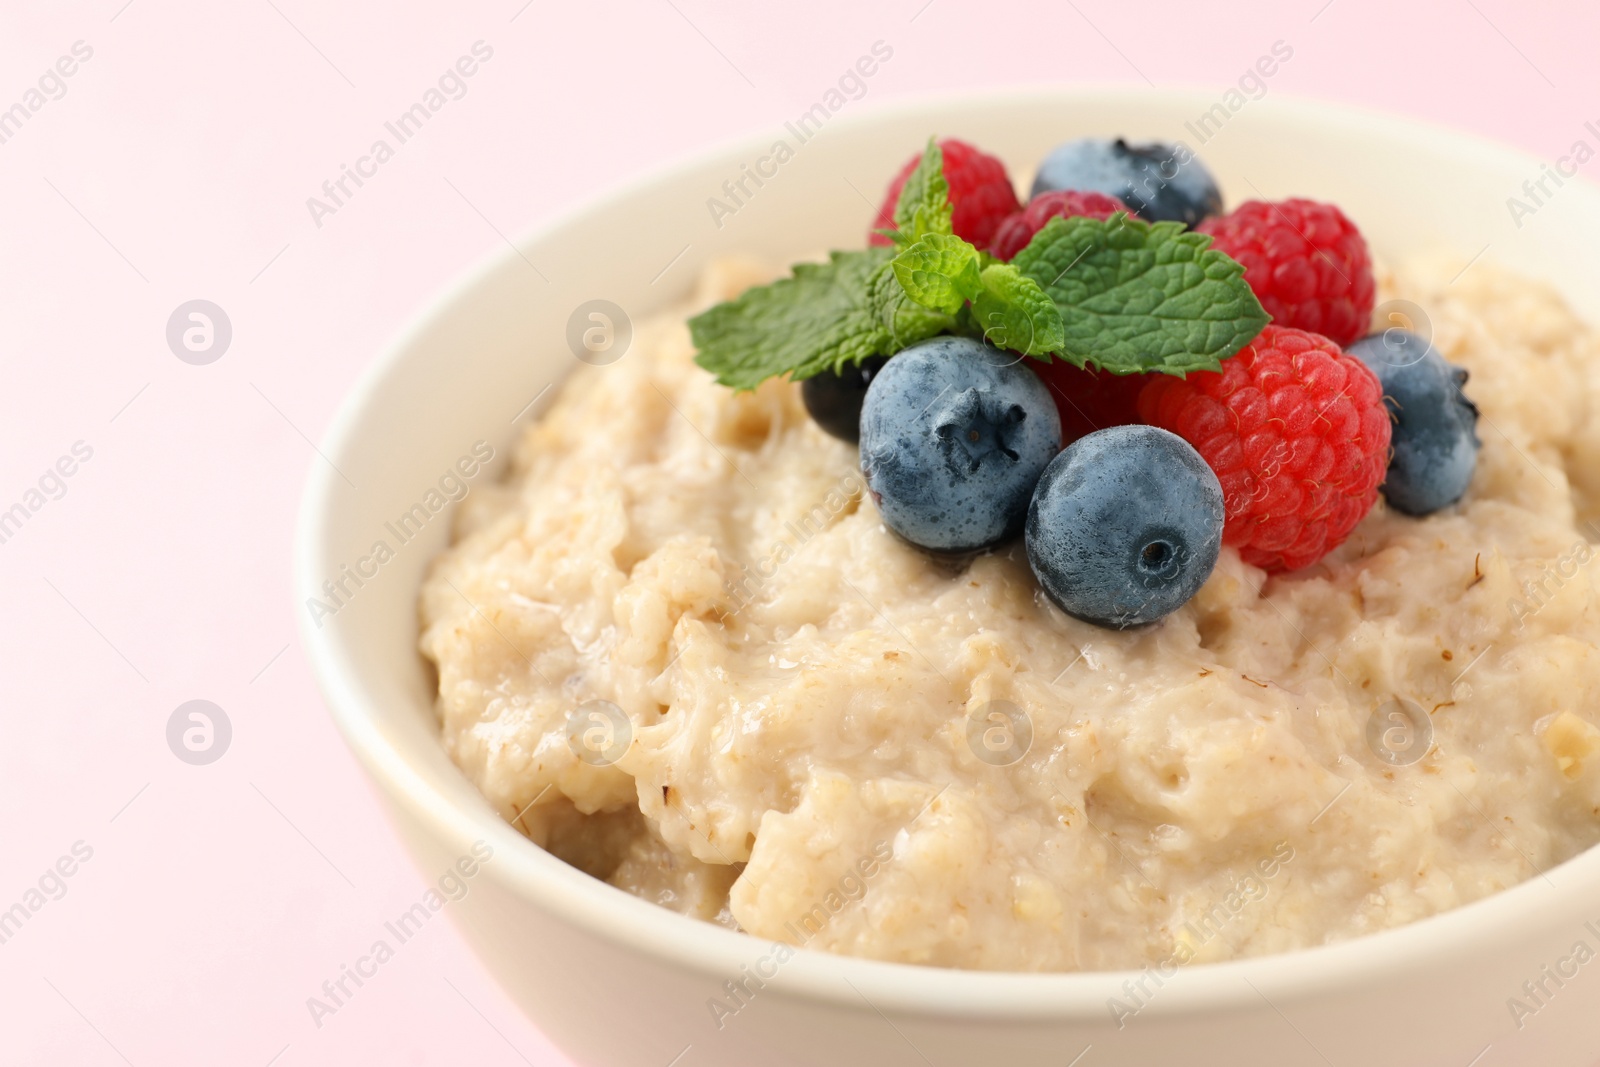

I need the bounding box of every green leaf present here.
[867,263,955,350]
[968,264,1065,357]
[1011,213,1270,375]
[891,138,952,244]
[891,232,983,315]
[689,248,895,390]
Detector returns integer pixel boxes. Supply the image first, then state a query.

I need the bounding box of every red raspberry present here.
[1137,326,1390,572]
[1197,199,1375,347]
[1033,361,1149,445]
[868,139,1020,250]
[988,190,1127,261]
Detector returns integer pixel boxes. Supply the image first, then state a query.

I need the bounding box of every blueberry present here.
[1346,330,1481,516]
[1030,137,1222,228]
[801,356,889,443]
[859,337,1061,552]
[1026,425,1224,628]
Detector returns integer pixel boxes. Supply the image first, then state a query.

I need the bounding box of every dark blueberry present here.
[802,356,890,443]
[1347,330,1481,516]
[1026,425,1224,628]
[1030,137,1222,228]
[859,336,1061,552]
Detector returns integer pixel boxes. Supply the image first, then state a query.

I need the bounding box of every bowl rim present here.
[296,84,1600,1021]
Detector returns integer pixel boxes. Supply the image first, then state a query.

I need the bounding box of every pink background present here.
[2,1,1598,1064]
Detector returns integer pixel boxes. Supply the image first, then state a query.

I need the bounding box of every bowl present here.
[296,88,1600,1066]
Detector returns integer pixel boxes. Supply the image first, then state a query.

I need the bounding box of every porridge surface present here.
[419,255,1600,971]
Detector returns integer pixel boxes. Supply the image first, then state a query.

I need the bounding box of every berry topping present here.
[1026,425,1225,628]
[1032,361,1149,446]
[869,139,1020,250]
[1030,138,1222,228]
[1137,325,1391,572]
[801,355,890,442]
[1346,330,1481,516]
[988,189,1127,261]
[1197,198,1376,347]
[859,336,1061,552]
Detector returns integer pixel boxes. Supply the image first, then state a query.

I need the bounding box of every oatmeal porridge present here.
[416,249,1600,972]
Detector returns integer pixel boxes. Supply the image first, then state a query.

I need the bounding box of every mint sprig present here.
[882,143,1062,356]
[1011,214,1270,375]
[689,137,1269,391]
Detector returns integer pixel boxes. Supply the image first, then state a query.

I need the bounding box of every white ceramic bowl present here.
[297,89,1600,1066]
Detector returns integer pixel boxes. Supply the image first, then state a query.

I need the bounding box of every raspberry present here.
[1197,199,1375,347]
[869,139,1020,250]
[1033,361,1149,445]
[988,190,1128,261]
[1137,325,1391,572]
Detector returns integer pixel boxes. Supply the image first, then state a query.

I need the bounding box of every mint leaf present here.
[689,248,894,390]
[1011,214,1270,375]
[892,232,983,314]
[890,139,952,245]
[868,263,955,350]
[969,264,1064,357]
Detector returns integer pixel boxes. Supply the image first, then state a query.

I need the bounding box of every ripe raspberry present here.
[988,190,1128,261]
[1197,199,1375,347]
[1033,361,1149,445]
[1137,326,1391,572]
[869,139,1020,250]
